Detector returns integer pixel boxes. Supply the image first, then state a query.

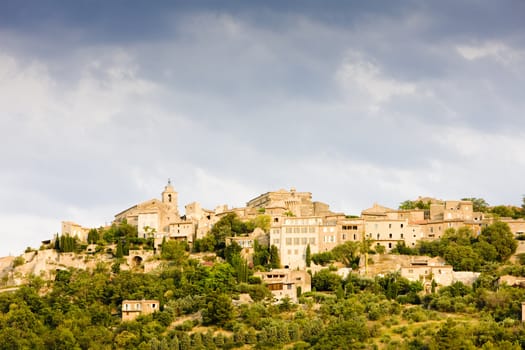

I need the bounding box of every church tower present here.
[162,179,179,216]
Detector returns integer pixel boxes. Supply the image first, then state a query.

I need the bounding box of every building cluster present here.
[61,182,525,298]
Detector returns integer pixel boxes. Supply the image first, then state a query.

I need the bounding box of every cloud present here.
[1,2,525,256]
[456,41,525,66]
[336,54,417,112]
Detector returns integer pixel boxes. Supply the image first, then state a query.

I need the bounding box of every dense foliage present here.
[3,256,525,349]
[3,212,525,348]
[392,222,517,271]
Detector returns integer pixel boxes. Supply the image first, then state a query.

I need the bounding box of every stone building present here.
[254,269,311,302]
[246,188,334,217]
[122,300,160,321]
[114,180,180,239]
[61,221,90,242]
[270,216,323,269]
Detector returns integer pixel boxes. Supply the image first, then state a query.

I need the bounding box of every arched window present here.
[168,194,172,202]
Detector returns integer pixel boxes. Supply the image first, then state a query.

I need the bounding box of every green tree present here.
[479,221,517,262]
[269,245,281,268]
[399,199,430,210]
[252,240,269,267]
[312,269,342,291]
[252,214,271,232]
[161,240,188,263]
[462,197,489,212]
[87,228,100,244]
[331,241,360,267]
[209,213,251,255]
[312,318,369,349]
[491,205,516,218]
[202,293,234,326]
[311,251,334,266]
[305,244,312,268]
[374,244,386,255]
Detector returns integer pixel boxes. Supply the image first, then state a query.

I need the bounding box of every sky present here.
[1,0,524,256]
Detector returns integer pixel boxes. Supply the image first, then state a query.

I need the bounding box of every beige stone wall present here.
[254,269,310,302]
[61,221,90,242]
[169,221,195,242]
[503,219,525,237]
[137,213,160,238]
[338,219,364,243]
[364,219,409,252]
[122,300,159,322]
[401,265,454,286]
[271,216,323,269]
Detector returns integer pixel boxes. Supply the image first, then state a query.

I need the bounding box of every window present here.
[342,234,346,240]
[400,233,404,238]
[301,237,307,245]
[389,233,392,238]
[400,223,404,228]
[377,233,380,239]
[389,223,392,229]
[309,238,316,245]
[353,234,356,240]
[309,227,315,233]
[294,237,300,245]
[151,304,157,309]
[274,217,279,222]
[388,243,392,248]
[286,238,292,245]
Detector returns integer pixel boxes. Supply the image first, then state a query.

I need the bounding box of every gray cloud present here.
[1,1,524,256]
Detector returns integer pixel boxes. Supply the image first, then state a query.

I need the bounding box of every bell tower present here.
[162,179,179,215]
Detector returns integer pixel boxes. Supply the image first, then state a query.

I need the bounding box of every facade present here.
[225,228,268,264]
[114,181,180,238]
[502,218,525,238]
[254,269,311,302]
[400,261,454,288]
[270,216,323,269]
[113,181,224,247]
[122,299,160,321]
[61,221,90,242]
[246,188,334,217]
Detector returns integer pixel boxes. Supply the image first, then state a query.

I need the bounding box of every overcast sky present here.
[1,1,524,256]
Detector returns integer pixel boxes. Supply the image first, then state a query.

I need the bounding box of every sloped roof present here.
[361,203,393,216]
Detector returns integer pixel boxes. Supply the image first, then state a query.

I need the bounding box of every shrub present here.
[12,256,25,267]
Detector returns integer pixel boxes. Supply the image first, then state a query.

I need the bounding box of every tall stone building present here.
[246,188,333,217]
[114,180,180,238]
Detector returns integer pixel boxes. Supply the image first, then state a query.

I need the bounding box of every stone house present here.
[254,269,311,303]
[122,299,160,321]
[61,221,90,242]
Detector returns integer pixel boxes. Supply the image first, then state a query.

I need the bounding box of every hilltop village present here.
[3,181,525,297]
[3,182,525,348]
